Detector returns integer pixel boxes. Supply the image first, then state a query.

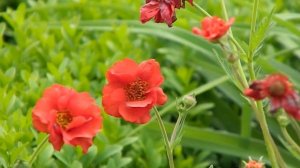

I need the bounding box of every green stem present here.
[281,126,300,155]
[28,135,49,166]
[170,114,183,146]
[154,107,174,168]
[220,0,229,21]
[234,60,249,88]
[290,118,300,141]
[193,2,211,17]
[253,102,281,167]
[170,107,191,147]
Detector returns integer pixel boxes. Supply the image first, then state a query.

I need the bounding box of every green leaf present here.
[249,9,274,58]
[0,23,6,47]
[96,145,123,164]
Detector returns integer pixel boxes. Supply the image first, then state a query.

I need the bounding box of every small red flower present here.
[192,16,234,41]
[32,84,102,153]
[245,160,264,168]
[102,58,168,124]
[140,0,193,27]
[244,74,300,120]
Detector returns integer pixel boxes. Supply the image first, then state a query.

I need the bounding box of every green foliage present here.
[0,0,299,167]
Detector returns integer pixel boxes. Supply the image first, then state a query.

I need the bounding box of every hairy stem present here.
[28,135,49,166]
[154,107,174,168]
[170,114,183,146]
[193,2,211,17]
[290,118,300,141]
[281,126,300,156]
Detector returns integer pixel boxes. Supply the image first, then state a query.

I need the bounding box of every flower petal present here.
[119,105,151,124]
[107,58,139,84]
[192,27,203,35]
[69,137,93,154]
[126,98,153,107]
[32,98,56,128]
[63,115,101,142]
[68,92,98,117]
[102,86,126,117]
[159,1,176,27]
[49,126,64,151]
[282,92,300,120]
[149,87,168,105]
[140,1,160,24]
[138,59,164,87]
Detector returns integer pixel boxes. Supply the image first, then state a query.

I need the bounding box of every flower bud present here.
[177,94,197,113]
[227,54,238,63]
[182,95,197,108]
[277,114,290,127]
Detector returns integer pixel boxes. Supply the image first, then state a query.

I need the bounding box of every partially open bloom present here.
[192,16,234,41]
[140,0,193,27]
[32,84,102,153]
[244,157,264,168]
[102,58,168,124]
[244,74,300,120]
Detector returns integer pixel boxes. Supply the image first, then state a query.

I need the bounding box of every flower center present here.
[124,79,149,101]
[268,81,286,97]
[56,111,72,128]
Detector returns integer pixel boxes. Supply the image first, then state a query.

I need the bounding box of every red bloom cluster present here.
[192,16,234,41]
[244,74,300,120]
[32,84,102,153]
[140,0,193,27]
[102,58,168,124]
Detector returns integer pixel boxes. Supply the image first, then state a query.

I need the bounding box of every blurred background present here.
[0,0,300,167]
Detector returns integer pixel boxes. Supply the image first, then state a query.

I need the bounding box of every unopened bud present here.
[227,54,238,63]
[177,94,197,113]
[277,114,290,127]
[182,95,197,108]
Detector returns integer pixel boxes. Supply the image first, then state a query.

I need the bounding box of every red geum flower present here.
[32,84,102,153]
[102,58,167,124]
[140,0,193,27]
[244,74,300,120]
[192,16,234,41]
[140,0,176,27]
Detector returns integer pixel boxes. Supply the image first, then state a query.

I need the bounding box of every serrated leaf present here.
[249,9,274,58]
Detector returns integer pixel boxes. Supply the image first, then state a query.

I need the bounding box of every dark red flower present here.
[102,58,167,124]
[140,0,193,27]
[173,0,193,8]
[32,84,102,153]
[192,16,234,41]
[244,74,300,120]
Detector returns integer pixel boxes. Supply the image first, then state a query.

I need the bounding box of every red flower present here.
[140,0,193,27]
[102,58,167,124]
[32,84,102,153]
[244,74,300,120]
[192,16,234,41]
[245,160,264,168]
[173,0,193,8]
